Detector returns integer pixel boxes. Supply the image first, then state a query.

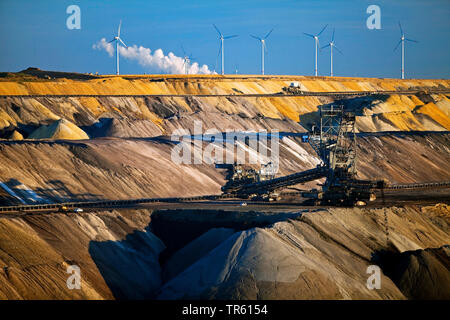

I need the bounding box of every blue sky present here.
[0,0,449,78]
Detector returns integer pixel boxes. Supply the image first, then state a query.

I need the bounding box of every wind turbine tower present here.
[108,20,128,75]
[394,22,418,79]
[251,28,274,75]
[181,46,194,75]
[183,56,190,75]
[321,28,343,77]
[213,24,238,75]
[304,24,327,76]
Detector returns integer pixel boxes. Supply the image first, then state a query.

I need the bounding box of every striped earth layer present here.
[0,72,449,139]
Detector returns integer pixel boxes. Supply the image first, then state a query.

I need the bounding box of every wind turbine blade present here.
[213,24,222,37]
[317,38,321,51]
[181,45,186,56]
[398,21,403,36]
[334,45,343,54]
[303,32,315,38]
[118,38,127,48]
[332,28,335,41]
[264,28,274,39]
[108,39,116,43]
[250,35,262,41]
[317,24,328,36]
[321,43,330,50]
[224,35,238,39]
[118,20,122,37]
[393,39,402,52]
[406,38,418,43]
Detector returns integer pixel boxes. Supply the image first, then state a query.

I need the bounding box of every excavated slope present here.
[0,73,449,138]
[0,209,158,299]
[1,74,449,95]
[0,72,449,300]
[28,119,89,140]
[0,204,448,299]
[157,205,449,300]
[0,133,449,205]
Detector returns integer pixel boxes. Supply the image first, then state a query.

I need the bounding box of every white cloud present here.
[92,38,114,57]
[93,39,213,74]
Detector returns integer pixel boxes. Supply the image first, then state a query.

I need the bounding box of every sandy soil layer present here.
[0,133,448,206]
[0,204,448,299]
[0,73,449,138]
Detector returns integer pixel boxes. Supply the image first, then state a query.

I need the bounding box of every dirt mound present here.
[373,246,450,299]
[28,119,89,140]
[157,205,450,299]
[162,228,235,282]
[157,226,357,299]
[413,102,450,130]
[8,130,23,140]
[86,118,162,138]
[18,67,99,80]
[0,209,161,299]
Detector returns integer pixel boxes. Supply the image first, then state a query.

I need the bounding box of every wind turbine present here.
[321,28,343,77]
[304,24,328,76]
[181,45,194,75]
[251,28,274,75]
[108,20,128,75]
[213,24,238,75]
[394,22,418,79]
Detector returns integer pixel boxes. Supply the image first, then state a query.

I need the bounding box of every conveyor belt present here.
[0,181,448,214]
[0,194,232,213]
[228,166,328,195]
[384,181,450,190]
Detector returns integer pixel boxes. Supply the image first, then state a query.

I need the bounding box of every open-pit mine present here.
[0,68,449,300]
